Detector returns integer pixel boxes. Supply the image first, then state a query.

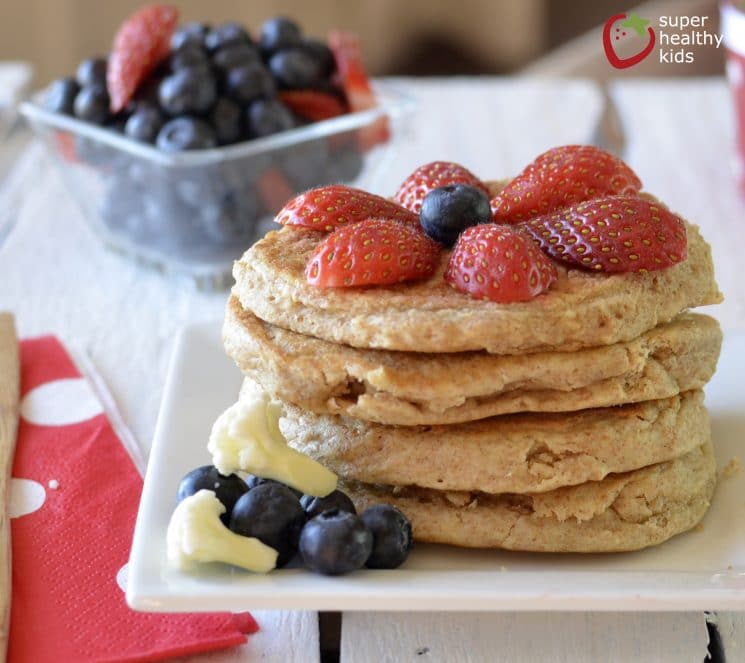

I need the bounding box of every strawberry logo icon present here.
[603,12,656,69]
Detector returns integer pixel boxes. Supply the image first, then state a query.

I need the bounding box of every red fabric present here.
[9,336,258,663]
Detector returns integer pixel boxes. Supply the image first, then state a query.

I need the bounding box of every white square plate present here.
[127,322,745,612]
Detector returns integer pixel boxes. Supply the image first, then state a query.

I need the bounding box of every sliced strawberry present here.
[394,161,490,215]
[445,224,557,303]
[306,219,441,287]
[522,196,687,273]
[490,145,642,224]
[275,185,418,232]
[107,4,178,112]
[328,30,388,149]
[328,30,375,111]
[53,131,78,164]
[279,90,347,121]
[256,168,296,214]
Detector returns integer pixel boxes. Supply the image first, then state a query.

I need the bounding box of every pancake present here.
[225,298,721,425]
[342,438,716,552]
[273,386,709,494]
[232,183,722,355]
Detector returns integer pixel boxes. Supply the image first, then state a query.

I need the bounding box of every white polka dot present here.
[116,563,129,592]
[727,58,744,88]
[48,479,59,490]
[9,478,46,518]
[21,378,103,426]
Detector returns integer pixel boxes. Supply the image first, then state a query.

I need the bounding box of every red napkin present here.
[8,336,257,663]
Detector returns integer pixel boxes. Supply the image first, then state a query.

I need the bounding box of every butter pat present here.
[208,391,337,497]
[167,490,277,573]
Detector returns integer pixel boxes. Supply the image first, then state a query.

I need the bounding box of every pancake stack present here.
[224,181,723,553]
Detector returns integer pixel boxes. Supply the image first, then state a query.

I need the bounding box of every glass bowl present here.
[20,83,415,289]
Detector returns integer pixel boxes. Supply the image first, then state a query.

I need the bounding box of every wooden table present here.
[1,77,743,662]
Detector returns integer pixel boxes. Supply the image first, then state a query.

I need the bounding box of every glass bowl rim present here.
[20,80,416,168]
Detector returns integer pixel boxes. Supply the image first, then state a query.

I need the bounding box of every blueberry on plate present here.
[156,117,217,151]
[299,39,336,78]
[225,64,276,105]
[76,57,107,88]
[124,105,164,143]
[205,22,252,53]
[171,21,210,51]
[169,45,209,72]
[245,474,302,498]
[212,43,261,72]
[419,183,491,247]
[260,17,302,57]
[176,464,249,526]
[158,66,217,116]
[209,96,243,145]
[46,77,80,115]
[299,509,373,575]
[73,85,110,124]
[361,504,413,569]
[268,49,322,89]
[300,489,357,520]
[230,482,306,566]
[247,99,296,138]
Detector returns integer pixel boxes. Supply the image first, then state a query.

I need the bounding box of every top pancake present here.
[233,184,722,354]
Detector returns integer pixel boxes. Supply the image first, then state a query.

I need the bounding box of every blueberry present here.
[204,188,259,243]
[225,64,276,105]
[46,77,80,115]
[361,504,413,569]
[169,45,209,71]
[299,509,373,575]
[76,57,107,88]
[209,96,242,145]
[300,490,357,520]
[131,76,162,108]
[269,50,322,89]
[205,22,252,53]
[419,184,491,247]
[158,67,217,116]
[124,105,164,143]
[212,43,260,72]
[260,17,302,57]
[300,39,336,77]
[247,99,296,138]
[74,85,110,124]
[171,21,210,51]
[176,465,249,526]
[156,117,217,151]
[245,475,302,498]
[230,482,305,566]
[106,116,128,134]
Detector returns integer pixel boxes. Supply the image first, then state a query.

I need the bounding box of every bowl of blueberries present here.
[20,6,414,288]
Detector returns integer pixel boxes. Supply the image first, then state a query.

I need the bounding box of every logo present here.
[603,12,656,69]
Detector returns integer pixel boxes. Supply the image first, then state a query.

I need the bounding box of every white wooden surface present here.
[1,77,743,661]
[341,613,710,663]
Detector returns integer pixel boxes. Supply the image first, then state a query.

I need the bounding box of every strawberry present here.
[107,4,178,112]
[256,168,295,214]
[306,219,441,287]
[522,196,687,273]
[490,145,642,224]
[445,224,557,303]
[394,161,490,214]
[279,90,348,121]
[275,185,418,232]
[328,30,388,149]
